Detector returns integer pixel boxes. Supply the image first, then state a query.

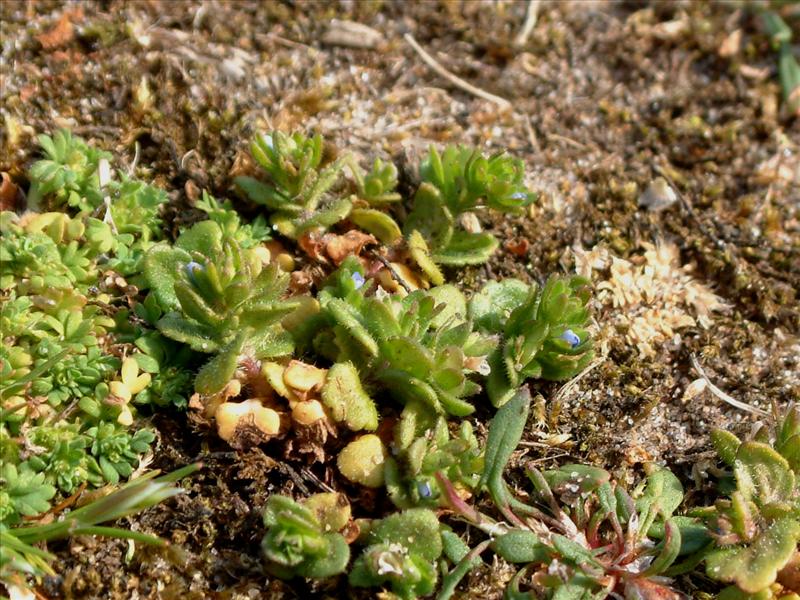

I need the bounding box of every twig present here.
[403,33,512,110]
[262,32,318,54]
[690,355,769,417]
[300,467,335,493]
[522,114,540,153]
[514,0,541,47]
[521,452,571,464]
[547,133,590,151]
[373,253,413,294]
[278,462,310,495]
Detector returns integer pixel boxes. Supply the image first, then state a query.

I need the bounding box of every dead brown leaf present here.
[37,8,83,50]
[0,173,21,211]
[324,230,377,265]
[718,28,742,58]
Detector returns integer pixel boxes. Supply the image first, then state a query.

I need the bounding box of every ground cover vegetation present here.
[1,126,797,600]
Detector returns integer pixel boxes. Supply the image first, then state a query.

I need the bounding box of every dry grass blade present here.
[403,33,512,111]
[690,355,769,417]
[514,0,541,47]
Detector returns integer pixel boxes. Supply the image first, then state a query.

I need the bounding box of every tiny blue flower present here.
[560,329,581,348]
[185,261,204,284]
[417,480,432,499]
[510,191,528,201]
[351,272,366,290]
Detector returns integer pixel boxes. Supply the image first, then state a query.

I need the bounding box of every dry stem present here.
[404,33,512,111]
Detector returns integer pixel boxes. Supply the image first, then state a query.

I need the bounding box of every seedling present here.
[470,276,594,406]
[235,131,353,239]
[261,493,351,579]
[404,145,536,267]
[349,508,444,599]
[143,220,298,396]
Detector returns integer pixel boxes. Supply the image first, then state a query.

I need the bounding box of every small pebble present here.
[638,177,677,212]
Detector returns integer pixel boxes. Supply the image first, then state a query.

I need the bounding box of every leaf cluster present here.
[692,405,800,599]
[261,493,351,580]
[1,133,192,539]
[470,276,594,407]
[143,220,299,395]
[236,131,538,269]
[235,131,352,239]
[349,508,444,600]
[436,389,697,599]
[404,146,536,268]
[306,258,496,422]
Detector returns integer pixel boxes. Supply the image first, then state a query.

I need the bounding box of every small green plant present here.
[0,464,56,527]
[195,191,272,248]
[470,276,594,407]
[0,463,199,590]
[235,131,537,272]
[1,131,196,556]
[261,493,351,579]
[26,130,112,212]
[143,220,298,395]
[235,131,352,239]
[350,156,402,204]
[349,508,444,599]
[25,131,169,282]
[307,258,496,420]
[691,404,800,599]
[404,145,536,267]
[436,389,697,599]
[385,407,482,508]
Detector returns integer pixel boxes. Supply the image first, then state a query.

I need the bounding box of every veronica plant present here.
[350,156,401,204]
[345,154,404,244]
[349,508,444,599]
[235,131,352,239]
[385,408,482,509]
[306,258,496,421]
[470,276,594,407]
[436,389,699,599]
[143,220,299,395]
[404,145,536,268]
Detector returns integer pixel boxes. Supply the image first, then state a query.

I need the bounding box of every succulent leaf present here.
[261,493,350,579]
[705,518,800,594]
[321,362,379,431]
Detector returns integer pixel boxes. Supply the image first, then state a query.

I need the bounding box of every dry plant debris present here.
[574,241,729,357]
